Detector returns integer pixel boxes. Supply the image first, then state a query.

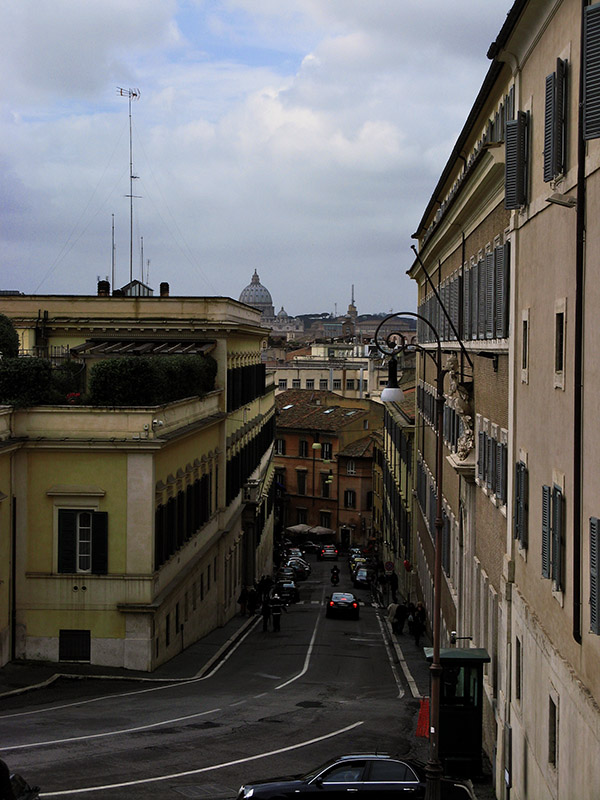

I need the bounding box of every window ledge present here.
[446,451,476,482]
[47,485,106,497]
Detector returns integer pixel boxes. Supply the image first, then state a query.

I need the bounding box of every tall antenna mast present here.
[111,214,115,292]
[117,87,141,284]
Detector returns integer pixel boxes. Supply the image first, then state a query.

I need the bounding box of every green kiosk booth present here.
[424,647,491,776]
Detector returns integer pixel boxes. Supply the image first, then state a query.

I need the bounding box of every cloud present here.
[0,0,509,313]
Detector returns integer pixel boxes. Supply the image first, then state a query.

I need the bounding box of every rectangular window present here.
[514,462,529,548]
[275,438,286,455]
[296,507,307,524]
[278,379,288,390]
[522,317,528,370]
[59,629,91,662]
[320,511,331,528]
[333,379,342,390]
[344,489,356,509]
[292,379,301,389]
[347,460,356,476]
[299,440,308,457]
[58,509,108,575]
[515,636,522,701]
[555,311,565,373]
[306,379,315,389]
[319,379,328,390]
[548,696,558,766]
[346,379,355,390]
[542,484,565,590]
[297,471,307,495]
[322,442,332,460]
[321,474,330,498]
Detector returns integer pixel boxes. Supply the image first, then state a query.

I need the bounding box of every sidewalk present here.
[0,613,258,699]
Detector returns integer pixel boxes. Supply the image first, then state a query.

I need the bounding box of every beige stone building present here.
[0,288,275,671]
[408,1,600,797]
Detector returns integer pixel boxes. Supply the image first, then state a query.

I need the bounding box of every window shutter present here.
[591,517,600,635]
[478,431,485,481]
[514,462,521,540]
[544,72,557,182]
[463,265,472,341]
[486,433,495,489]
[495,242,510,339]
[91,511,108,574]
[584,3,600,140]
[477,258,486,340]
[542,485,551,578]
[485,251,495,339]
[520,464,529,549]
[552,487,564,591]
[58,509,77,573]
[505,111,528,208]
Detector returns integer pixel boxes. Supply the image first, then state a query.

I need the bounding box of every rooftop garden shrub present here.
[0,314,19,358]
[0,357,52,407]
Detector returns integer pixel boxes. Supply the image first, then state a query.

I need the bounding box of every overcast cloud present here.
[0,0,510,315]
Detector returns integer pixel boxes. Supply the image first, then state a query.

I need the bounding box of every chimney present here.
[160,282,170,297]
[98,280,110,297]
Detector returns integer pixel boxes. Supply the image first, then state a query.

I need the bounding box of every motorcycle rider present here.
[330,564,340,585]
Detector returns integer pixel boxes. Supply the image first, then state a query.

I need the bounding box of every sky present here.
[0,1,511,316]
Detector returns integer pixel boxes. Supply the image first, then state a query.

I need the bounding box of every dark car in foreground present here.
[236,754,476,799]
[325,591,360,619]
[317,544,339,560]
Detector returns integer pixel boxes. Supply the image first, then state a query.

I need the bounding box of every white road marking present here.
[39,721,365,796]
[1,707,222,751]
[375,612,405,699]
[275,588,325,690]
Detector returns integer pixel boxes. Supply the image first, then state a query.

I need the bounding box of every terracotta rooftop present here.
[337,434,374,459]
[275,389,370,432]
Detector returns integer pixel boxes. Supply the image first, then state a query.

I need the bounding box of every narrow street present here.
[0,558,423,799]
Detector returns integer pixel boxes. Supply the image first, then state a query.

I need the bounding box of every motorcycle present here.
[330,571,340,586]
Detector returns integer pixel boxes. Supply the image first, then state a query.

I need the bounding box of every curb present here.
[0,615,258,700]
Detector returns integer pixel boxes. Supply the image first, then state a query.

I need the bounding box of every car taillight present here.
[329,601,335,607]
[352,602,358,608]
[335,549,338,554]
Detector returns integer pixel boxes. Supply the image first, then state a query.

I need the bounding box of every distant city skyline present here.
[1,1,511,314]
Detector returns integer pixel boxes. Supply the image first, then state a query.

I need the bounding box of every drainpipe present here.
[573,0,587,645]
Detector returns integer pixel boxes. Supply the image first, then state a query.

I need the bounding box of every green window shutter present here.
[544,72,557,182]
[584,4,600,140]
[520,464,529,549]
[505,111,529,208]
[495,242,510,339]
[477,258,486,340]
[591,517,600,634]
[478,431,485,481]
[542,485,551,578]
[485,251,495,339]
[58,509,77,573]
[552,487,564,591]
[91,511,108,574]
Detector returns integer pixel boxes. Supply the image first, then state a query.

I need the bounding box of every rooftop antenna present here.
[111,214,115,293]
[140,236,144,282]
[117,87,141,284]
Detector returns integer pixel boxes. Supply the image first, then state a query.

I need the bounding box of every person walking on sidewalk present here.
[269,593,287,632]
[395,599,409,635]
[260,596,271,631]
[413,601,426,646]
[237,586,248,616]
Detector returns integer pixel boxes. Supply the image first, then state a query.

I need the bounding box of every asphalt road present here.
[1,558,422,799]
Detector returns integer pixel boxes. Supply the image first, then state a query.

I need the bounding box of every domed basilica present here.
[239,270,303,336]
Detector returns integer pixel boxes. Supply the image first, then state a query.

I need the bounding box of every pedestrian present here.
[387,601,399,630]
[406,601,416,636]
[395,599,408,635]
[260,596,271,631]
[414,601,426,646]
[389,570,399,603]
[237,585,248,616]
[269,593,287,632]
[0,759,15,800]
[247,586,259,615]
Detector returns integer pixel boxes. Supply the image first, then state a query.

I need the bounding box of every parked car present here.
[270,580,299,605]
[353,566,374,589]
[237,753,476,799]
[318,544,339,560]
[301,540,319,553]
[276,567,296,582]
[286,547,304,560]
[286,558,311,580]
[349,555,367,574]
[325,591,360,619]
